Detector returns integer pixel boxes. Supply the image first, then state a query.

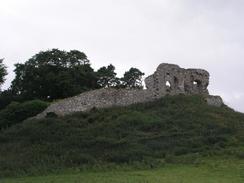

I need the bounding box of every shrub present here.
[0,90,27,110]
[0,100,49,129]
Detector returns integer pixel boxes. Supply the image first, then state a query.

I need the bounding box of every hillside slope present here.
[0,95,243,177]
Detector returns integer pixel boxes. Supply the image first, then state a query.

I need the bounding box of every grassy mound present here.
[0,95,243,177]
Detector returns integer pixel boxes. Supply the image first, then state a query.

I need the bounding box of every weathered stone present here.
[205,96,223,107]
[35,63,223,118]
[35,88,151,118]
[145,63,209,98]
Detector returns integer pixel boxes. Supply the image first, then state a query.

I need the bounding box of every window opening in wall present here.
[166,80,171,92]
[166,81,171,87]
[193,80,201,87]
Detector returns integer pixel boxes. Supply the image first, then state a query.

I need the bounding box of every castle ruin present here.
[36,63,223,118]
[145,63,209,97]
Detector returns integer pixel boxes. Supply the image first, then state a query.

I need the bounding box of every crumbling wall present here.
[145,63,209,98]
[36,88,151,118]
[184,69,209,95]
[36,63,222,118]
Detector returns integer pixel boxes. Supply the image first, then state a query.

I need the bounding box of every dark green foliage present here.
[46,112,58,118]
[121,68,144,88]
[97,64,120,88]
[0,95,243,177]
[0,90,17,110]
[9,49,147,100]
[0,59,7,89]
[0,89,28,110]
[11,49,99,100]
[0,100,49,130]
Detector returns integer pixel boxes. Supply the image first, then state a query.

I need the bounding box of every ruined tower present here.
[145,63,209,98]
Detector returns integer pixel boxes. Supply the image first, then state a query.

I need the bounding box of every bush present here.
[0,90,27,110]
[0,100,49,129]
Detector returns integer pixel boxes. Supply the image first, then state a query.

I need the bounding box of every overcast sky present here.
[1,0,244,112]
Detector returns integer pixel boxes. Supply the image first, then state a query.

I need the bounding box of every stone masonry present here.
[36,63,223,118]
[145,63,210,98]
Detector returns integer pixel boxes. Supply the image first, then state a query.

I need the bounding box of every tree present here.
[11,49,99,100]
[121,68,144,89]
[97,64,120,88]
[0,59,7,89]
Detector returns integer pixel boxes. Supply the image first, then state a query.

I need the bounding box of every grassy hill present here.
[0,95,243,178]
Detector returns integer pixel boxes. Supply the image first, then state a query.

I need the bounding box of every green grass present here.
[3,158,244,183]
[0,95,243,177]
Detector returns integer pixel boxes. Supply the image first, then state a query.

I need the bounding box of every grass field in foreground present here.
[3,158,244,183]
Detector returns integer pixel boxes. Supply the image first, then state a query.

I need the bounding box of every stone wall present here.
[36,63,223,118]
[145,63,209,98]
[36,88,151,118]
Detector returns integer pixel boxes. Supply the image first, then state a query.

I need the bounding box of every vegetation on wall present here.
[97,64,119,88]
[121,68,145,89]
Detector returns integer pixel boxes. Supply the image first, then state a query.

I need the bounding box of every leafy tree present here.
[0,59,7,89]
[0,89,25,110]
[11,49,99,100]
[121,68,144,89]
[97,64,120,87]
